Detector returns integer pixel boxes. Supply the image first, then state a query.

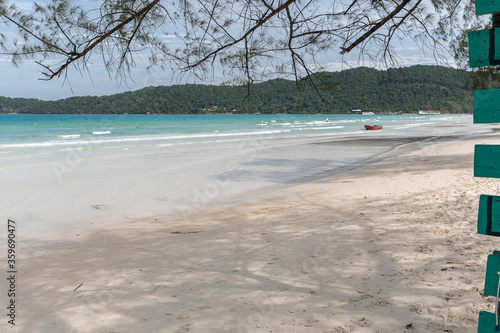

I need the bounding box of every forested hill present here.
[0,65,472,114]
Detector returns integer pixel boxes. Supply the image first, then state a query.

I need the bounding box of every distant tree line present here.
[0,65,472,114]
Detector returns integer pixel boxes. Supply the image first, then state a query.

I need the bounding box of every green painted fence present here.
[474,89,500,123]
[474,145,500,178]
[476,0,500,15]
[471,2,500,332]
[478,311,499,332]
[484,252,500,295]
[469,28,500,67]
[478,195,500,236]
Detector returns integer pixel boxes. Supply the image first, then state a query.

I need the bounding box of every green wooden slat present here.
[478,311,500,332]
[475,145,500,178]
[474,89,500,123]
[485,252,500,296]
[469,28,500,67]
[477,195,500,236]
[476,0,500,15]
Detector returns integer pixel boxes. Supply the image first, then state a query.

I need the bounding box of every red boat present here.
[364,125,383,130]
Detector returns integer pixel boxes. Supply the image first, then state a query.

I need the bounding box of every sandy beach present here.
[4,132,500,332]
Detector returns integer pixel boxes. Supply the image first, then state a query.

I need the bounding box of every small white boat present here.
[418,110,440,115]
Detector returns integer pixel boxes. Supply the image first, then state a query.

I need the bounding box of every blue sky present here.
[0,53,168,100]
[0,0,453,101]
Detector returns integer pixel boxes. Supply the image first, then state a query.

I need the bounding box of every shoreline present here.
[0,132,425,245]
[10,133,466,246]
[6,132,500,332]
[13,131,493,247]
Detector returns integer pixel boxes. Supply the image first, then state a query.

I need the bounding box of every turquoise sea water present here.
[0,113,488,154]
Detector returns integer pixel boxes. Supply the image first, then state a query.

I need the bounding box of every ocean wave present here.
[392,122,429,129]
[58,134,81,139]
[0,141,91,149]
[308,126,345,130]
[0,115,479,151]
[336,119,357,123]
[0,129,287,149]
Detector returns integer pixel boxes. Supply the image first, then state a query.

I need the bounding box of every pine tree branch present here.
[185,0,297,70]
[0,9,68,56]
[340,0,412,55]
[42,0,161,80]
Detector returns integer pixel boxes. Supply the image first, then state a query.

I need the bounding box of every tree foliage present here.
[0,0,480,85]
[0,65,472,114]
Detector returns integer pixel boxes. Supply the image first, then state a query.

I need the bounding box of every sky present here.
[0,0,454,101]
[0,53,172,100]
[0,43,449,101]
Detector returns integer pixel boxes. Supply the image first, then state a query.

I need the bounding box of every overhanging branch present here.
[42,0,161,80]
[340,0,412,54]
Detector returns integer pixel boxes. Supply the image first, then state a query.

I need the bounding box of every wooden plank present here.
[478,311,499,332]
[484,252,500,296]
[477,195,500,236]
[474,89,500,123]
[469,28,500,67]
[476,0,500,15]
[475,145,500,178]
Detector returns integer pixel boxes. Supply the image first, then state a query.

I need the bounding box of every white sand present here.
[0,134,393,243]
[2,133,500,332]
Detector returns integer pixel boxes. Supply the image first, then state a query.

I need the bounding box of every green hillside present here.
[0,65,472,114]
